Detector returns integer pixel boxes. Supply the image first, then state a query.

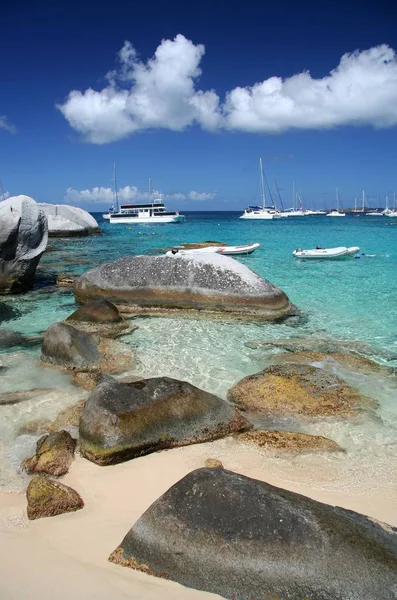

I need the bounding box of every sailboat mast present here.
[292,181,295,211]
[354,197,357,211]
[259,158,266,209]
[113,163,119,212]
[336,187,339,212]
[362,190,365,212]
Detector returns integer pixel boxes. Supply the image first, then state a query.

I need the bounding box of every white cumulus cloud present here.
[0,116,16,134]
[58,35,397,143]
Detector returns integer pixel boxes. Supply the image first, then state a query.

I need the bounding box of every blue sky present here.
[1,0,397,211]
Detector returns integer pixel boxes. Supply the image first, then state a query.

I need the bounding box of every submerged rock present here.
[0,388,53,406]
[109,467,397,600]
[38,203,100,237]
[56,273,77,287]
[66,299,133,337]
[0,329,41,349]
[238,429,343,453]
[0,195,48,293]
[272,350,393,377]
[40,322,135,372]
[178,241,227,249]
[79,377,251,465]
[21,430,77,476]
[245,336,397,362]
[74,254,294,320]
[19,399,86,436]
[228,363,375,418]
[26,476,83,520]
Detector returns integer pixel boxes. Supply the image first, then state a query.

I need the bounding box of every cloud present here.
[64,186,216,204]
[0,116,16,134]
[58,36,397,143]
[188,191,217,200]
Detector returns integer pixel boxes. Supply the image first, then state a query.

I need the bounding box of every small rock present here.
[204,458,224,469]
[66,300,133,338]
[238,430,343,453]
[67,299,122,324]
[56,273,77,287]
[26,477,84,520]
[19,400,86,436]
[21,430,77,476]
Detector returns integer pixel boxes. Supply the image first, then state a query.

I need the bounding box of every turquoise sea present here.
[1,211,397,492]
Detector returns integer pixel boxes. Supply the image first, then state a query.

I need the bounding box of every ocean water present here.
[1,211,397,492]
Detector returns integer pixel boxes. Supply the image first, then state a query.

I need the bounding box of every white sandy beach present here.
[1,436,396,600]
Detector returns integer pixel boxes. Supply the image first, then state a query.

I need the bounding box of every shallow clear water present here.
[1,211,397,491]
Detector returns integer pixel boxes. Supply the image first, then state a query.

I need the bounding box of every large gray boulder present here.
[110,467,397,600]
[38,203,100,236]
[74,254,293,319]
[79,377,251,465]
[0,195,48,293]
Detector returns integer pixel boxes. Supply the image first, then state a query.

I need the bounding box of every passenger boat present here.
[293,246,360,259]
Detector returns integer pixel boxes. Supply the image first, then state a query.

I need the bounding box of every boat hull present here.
[109,215,185,224]
[240,213,274,220]
[293,246,360,259]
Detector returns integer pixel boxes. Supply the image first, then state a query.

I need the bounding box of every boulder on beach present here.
[238,429,343,453]
[110,467,397,600]
[26,476,84,520]
[79,377,251,465]
[0,195,48,293]
[74,254,294,319]
[66,299,133,337]
[228,363,376,418]
[21,430,77,476]
[40,322,135,372]
[38,203,100,237]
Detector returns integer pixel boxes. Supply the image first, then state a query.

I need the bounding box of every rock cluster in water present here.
[38,203,100,237]
[0,195,48,293]
[110,467,397,600]
[74,253,294,319]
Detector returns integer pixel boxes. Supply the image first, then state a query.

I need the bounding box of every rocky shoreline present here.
[1,198,397,599]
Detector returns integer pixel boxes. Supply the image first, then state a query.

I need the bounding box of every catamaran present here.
[383,193,397,217]
[240,159,281,219]
[327,188,345,217]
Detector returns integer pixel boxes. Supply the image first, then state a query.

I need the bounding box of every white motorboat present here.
[240,159,281,220]
[218,243,260,255]
[293,246,360,259]
[166,243,260,257]
[365,211,384,217]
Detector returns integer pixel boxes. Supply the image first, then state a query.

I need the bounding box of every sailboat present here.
[327,188,345,217]
[102,163,118,220]
[384,192,397,217]
[366,193,383,216]
[282,182,306,216]
[240,158,280,219]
